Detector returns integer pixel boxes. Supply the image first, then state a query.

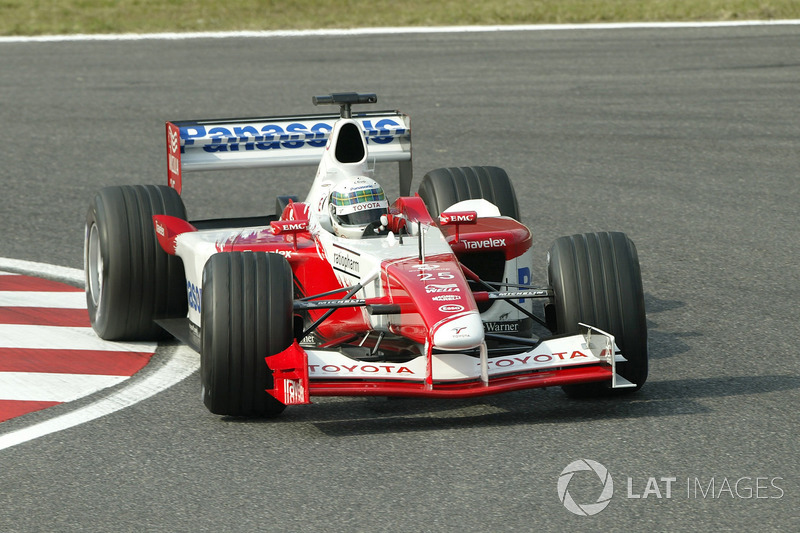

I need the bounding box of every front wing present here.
[266,324,636,405]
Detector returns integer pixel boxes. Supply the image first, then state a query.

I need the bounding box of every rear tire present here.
[419,166,522,317]
[201,252,293,417]
[547,232,648,396]
[417,166,520,220]
[84,185,187,340]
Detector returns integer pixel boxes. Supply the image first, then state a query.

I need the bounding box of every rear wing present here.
[166,110,412,195]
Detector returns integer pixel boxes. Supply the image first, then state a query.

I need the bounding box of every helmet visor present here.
[337,207,386,226]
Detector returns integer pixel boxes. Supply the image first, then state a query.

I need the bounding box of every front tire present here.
[85,185,187,340]
[547,232,648,396]
[201,252,293,417]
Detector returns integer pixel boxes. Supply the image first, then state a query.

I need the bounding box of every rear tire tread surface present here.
[417,166,520,220]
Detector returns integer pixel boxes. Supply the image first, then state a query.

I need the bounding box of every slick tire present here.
[547,232,648,397]
[418,166,520,220]
[201,252,293,417]
[85,185,188,340]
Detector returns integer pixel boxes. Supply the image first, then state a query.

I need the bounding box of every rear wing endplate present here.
[166,110,412,195]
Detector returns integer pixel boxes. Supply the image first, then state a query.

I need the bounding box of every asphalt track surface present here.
[1,24,798,531]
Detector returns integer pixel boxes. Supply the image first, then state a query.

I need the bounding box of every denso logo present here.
[464,238,506,250]
[187,280,202,313]
[180,119,405,153]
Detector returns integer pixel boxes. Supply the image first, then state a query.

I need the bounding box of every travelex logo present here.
[558,459,785,516]
[179,118,405,152]
[558,459,614,516]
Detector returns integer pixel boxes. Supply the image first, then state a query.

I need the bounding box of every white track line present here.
[0,344,198,451]
[0,372,129,402]
[0,258,199,451]
[0,258,83,286]
[0,291,86,308]
[0,325,157,352]
[1,20,798,43]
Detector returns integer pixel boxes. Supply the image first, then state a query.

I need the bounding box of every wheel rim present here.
[87,223,103,308]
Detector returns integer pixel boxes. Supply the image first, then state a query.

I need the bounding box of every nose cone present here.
[431,312,484,351]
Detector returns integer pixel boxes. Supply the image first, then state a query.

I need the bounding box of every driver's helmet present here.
[328,176,389,239]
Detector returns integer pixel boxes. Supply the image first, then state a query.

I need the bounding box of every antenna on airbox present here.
[312,92,377,118]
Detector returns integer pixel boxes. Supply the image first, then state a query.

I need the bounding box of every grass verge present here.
[2,0,798,36]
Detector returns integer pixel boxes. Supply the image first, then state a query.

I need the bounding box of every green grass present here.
[2,0,798,36]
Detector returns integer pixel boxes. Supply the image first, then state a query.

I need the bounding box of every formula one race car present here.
[84,92,648,417]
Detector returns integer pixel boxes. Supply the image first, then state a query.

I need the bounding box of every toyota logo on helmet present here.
[328,176,389,239]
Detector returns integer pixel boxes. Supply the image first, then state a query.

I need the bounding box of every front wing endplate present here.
[266,341,311,405]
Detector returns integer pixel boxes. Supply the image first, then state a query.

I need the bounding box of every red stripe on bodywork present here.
[0,275,82,292]
[0,308,90,327]
[0,400,62,423]
[0,348,153,376]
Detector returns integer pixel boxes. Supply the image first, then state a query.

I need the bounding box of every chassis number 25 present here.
[417,272,455,281]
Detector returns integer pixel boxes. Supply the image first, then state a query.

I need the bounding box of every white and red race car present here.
[84,93,648,417]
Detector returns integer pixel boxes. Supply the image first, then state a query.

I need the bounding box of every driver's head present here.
[328,177,388,239]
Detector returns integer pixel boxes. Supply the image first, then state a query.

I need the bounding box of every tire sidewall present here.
[84,188,127,339]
